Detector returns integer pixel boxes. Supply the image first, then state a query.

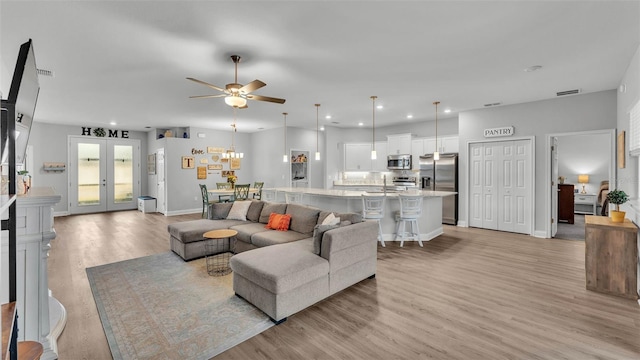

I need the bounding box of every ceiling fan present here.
[187,55,286,108]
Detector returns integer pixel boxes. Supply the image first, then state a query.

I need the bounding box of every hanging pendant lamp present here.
[433,101,440,161]
[315,104,321,161]
[222,107,244,159]
[371,96,377,160]
[282,112,288,163]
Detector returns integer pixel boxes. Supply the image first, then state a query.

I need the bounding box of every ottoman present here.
[230,239,330,323]
[168,219,243,260]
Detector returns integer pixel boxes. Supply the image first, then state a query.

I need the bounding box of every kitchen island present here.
[264,187,455,243]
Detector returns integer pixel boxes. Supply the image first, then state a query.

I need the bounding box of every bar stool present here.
[285,192,304,204]
[362,194,386,247]
[395,194,423,247]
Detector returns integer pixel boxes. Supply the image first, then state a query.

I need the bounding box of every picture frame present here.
[208,147,225,154]
[208,164,222,170]
[230,158,241,170]
[181,156,195,169]
[197,166,207,179]
[147,153,156,175]
[222,170,235,177]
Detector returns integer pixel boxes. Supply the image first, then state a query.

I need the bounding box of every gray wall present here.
[617,45,640,198]
[458,90,617,235]
[28,122,148,214]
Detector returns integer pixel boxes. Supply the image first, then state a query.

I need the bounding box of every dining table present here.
[207,187,259,198]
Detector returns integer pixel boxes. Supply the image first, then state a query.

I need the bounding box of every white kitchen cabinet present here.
[411,139,424,170]
[441,136,459,153]
[424,138,437,154]
[373,141,388,171]
[344,143,372,171]
[387,133,412,155]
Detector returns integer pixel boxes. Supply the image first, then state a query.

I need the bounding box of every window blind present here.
[629,99,640,156]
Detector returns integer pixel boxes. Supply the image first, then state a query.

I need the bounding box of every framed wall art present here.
[208,164,223,170]
[230,158,241,170]
[197,166,207,179]
[181,156,195,169]
[147,153,156,175]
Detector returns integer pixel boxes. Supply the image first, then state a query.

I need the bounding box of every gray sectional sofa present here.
[167,199,378,323]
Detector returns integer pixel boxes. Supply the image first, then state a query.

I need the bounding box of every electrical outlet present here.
[194,196,198,201]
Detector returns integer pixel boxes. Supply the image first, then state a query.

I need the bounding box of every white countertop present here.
[267,187,455,198]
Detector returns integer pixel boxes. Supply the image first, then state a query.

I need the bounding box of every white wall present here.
[458,90,617,235]
[557,134,611,195]
[617,45,640,198]
[29,122,148,214]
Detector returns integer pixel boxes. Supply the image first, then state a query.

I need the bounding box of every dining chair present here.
[199,184,215,218]
[233,184,251,202]
[395,194,423,247]
[362,194,386,247]
[216,182,232,203]
[253,181,264,200]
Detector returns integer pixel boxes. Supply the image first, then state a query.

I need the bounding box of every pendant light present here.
[370,96,377,160]
[315,104,321,161]
[282,112,288,163]
[433,101,440,161]
[222,107,244,159]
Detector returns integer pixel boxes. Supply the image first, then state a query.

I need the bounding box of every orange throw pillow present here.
[265,213,291,231]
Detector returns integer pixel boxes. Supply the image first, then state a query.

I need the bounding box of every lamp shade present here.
[578,174,589,184]
[225,95,247,108]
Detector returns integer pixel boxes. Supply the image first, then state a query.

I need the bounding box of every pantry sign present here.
[484,126,514,138]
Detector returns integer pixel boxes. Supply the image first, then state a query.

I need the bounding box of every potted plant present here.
[606,189,629,222]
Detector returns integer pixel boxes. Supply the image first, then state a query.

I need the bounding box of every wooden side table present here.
[585,215,638,299]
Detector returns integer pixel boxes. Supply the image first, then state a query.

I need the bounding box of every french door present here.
[69,136,140,214]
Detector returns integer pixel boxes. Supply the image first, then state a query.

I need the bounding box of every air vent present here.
[484,102,502,107]
[556,89,581,97]
[37,68,54,77]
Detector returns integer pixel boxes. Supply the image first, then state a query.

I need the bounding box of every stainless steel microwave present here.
[387,154,412,170]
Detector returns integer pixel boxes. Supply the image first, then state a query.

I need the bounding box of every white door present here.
[69,137,140,214]
[469,139,532,234]
[551,137,559,237]
[156,148,166,214]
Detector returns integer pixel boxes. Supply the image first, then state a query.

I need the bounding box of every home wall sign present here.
[191,148,204,155]
[81,127,129,138]
[181,156,195,169]
[197,166,207,179]
[484,126,514,138]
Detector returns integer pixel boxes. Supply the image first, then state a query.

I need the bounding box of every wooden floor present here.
[48,211,640,360]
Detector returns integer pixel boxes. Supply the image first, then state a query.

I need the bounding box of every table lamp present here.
[578,174,589,194]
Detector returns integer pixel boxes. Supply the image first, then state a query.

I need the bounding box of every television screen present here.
[6,39,39,165]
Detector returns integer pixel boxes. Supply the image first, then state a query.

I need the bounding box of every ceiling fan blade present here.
[186,77,226,93]
[247,94,286,104]
[239,80,266,94]
[189,94,226,99]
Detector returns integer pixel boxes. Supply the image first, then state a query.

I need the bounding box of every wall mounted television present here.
[2,39,40,165]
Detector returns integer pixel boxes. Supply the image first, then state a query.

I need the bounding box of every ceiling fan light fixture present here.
[225,95,247,108]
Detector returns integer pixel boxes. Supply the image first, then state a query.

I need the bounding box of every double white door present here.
[469,139,532,234]
[69,137,140,214]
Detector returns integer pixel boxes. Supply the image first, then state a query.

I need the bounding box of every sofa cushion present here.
[251,229,310,247]
[210,202,233,220]
[313,224,338,255]
[168,219,245,244]
[230,222,271,244]
[317,210,334,225]
[227,200,252,221]
[321,213,340,226]
[266,213,292,231]
[230,240,328,294]
[285,203,321,236]
[259,202,287,223]
[246,200,265,222]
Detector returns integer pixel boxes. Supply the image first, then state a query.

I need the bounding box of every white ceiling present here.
[1,1,639,133]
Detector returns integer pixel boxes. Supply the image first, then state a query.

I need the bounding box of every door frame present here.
[544,129,616,238]
[466,136,536,236]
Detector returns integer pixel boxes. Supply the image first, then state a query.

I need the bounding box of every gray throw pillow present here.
[335,212,363,224]
[246,200,265,222]
[210,202,233,219]
[259,202,287,223]
[313,224,338,255]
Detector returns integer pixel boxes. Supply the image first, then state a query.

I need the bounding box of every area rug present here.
[86,252,274,359]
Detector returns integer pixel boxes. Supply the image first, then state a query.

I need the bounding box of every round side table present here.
[203,229,237,276]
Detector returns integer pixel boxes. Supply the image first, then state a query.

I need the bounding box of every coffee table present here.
[203,229,237,276]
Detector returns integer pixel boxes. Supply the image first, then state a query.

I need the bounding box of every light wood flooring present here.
[48,211,640,360]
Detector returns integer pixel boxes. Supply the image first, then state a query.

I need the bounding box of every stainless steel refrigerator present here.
[419,153,458,225]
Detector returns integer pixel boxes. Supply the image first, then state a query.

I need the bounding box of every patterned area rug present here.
[87,252,273,359]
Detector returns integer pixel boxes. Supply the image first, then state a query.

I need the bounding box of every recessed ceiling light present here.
[407,115,413,119]
[358,122,364,126]
[524,65,543,72]
[376,105,383,109]
[320,126,325,131]
[444,109,451,113]
[325,115,331,119]
[110,121,117,126]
